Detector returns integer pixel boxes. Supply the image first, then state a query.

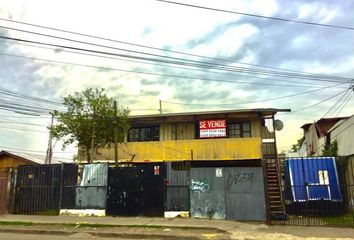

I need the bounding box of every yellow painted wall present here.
[251,119,261,138]
[160,122,195,141]
[159,119,260,141]
[85,137,262,163]
[0,157,33,169]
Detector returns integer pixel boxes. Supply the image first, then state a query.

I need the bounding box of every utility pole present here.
[159,100,162,115]
[113,100,118,167]
[45,113,54,164]
[90,109,96,163]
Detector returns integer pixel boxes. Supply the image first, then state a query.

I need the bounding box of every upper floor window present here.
[228,122,251,138]
[128,125,159,142]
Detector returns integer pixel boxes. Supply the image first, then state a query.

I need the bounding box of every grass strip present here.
[0,221,225,232]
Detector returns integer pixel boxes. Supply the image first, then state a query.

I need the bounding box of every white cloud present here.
[298,3,337,24]
[0,0,353,157]
[191,24,259,57]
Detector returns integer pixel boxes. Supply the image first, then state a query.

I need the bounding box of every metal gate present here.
[14,164,62,215]
[61,163,108,210]
[190,166,266,221]
[271,157,354,227]
[0,176,7,214]
[106,163,166,216]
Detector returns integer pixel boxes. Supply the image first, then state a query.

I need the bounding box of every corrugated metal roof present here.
[129,108,291,119]
[0,151,41,164]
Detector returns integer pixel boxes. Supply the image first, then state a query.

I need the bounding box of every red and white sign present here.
[199,119,226,138]
[154,166,160,175]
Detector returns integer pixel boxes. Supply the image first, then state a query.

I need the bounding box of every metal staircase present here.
[260,118,286,221]
[265,158,285,219]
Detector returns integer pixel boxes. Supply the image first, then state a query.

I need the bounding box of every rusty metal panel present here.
[74,163,108,209]
[80,163,108,186]
[0,177,8,214]
[75,186,107,209]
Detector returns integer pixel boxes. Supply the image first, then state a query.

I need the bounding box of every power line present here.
[335,92,353,117]
[0,144,75,154]
[0,39,335,88]
[0,119,48,127]
[313,120,354,154]
[1,51,330,88]
[1,16,352,78]
[161,82,347,106]
[0,125,48,133]
[0,87,63,116]
[0,149,73,161]
[0,26,351,83]
[0,114,51,118]
[154,0,354,31]
[0,87,62,105]
[321,90,351,118]
[281,88,350,114]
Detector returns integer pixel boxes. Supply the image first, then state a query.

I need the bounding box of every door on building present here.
[190,166,266,221]
[106,163,166,216]
[0,172,8,215]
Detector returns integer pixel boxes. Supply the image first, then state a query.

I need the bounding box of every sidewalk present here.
[0,214,353,239]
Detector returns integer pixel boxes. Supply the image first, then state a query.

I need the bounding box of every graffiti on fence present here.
[227,172,254,187]
[191,179,210,193]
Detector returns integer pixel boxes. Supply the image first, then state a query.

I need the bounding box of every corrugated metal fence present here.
[14,164,62,215]
[61,163,108,209]
[271,157,354,227]
[165,162,190,211]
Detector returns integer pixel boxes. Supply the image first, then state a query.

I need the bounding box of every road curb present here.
[0,220,228,233]
[0,228,203,239]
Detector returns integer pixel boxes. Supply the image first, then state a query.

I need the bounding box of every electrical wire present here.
[321,89,351,118]
[0,87,62,105]
[0,145,75,154]
[334,92,353,117]
[161,82,347,106]
[0,125,48,133]
[154,0,354,31]
[0,27,351,83]
[280,88,350,114]
[313,120,354,154]
[0,149,73,161]
[1,16,352,78]
[0,119,48,127]
[1,51,330,88]
[0,39,335,88]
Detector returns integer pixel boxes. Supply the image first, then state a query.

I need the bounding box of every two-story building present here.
[78,108,290,221]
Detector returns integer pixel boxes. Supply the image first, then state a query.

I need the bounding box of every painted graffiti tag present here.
[191,179,210,193]
[227,172,254,187]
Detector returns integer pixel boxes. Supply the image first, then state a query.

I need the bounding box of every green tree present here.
[291,137,305,152]
[50,88,129,162]
[322,140,338,157]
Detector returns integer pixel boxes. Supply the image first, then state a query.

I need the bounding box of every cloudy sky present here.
[0,0,353,162]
